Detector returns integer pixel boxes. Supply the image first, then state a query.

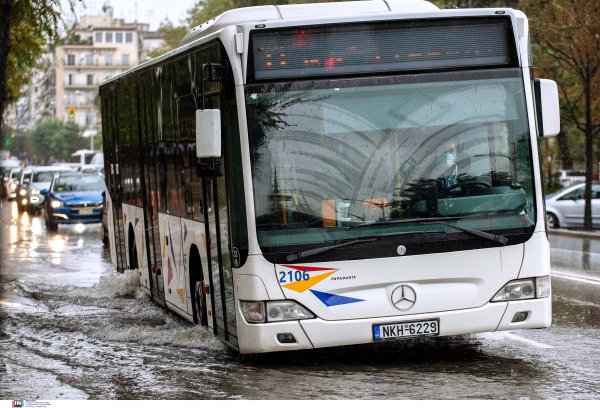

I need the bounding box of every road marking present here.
[499,332,554,349]
[552,271,600,286]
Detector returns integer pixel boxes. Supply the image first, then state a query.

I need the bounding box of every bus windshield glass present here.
[246,68,536,252]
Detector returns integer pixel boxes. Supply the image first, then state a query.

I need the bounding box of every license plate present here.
[79,209,93,214]
[373,318,439,341]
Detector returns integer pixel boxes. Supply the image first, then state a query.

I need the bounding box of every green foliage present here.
[4,0,77,106]
[27,119,87,162]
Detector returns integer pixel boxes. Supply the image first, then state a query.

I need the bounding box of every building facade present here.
[49,13,163,132]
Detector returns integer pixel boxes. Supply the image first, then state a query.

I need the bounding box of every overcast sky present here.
[62,0,197,31]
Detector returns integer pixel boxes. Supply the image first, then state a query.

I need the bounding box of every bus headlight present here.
[19,189,26,196]
[51,200,63,208]
[266,301,314,322]
[31,190,40,195]
[241,301,265,323]
[10,183,16,190]
[491,277,550,302]
[241,300,315,323]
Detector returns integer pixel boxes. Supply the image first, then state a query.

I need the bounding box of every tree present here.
[0,0,78,136]
[523,0,600,230]
[27,119,87,162]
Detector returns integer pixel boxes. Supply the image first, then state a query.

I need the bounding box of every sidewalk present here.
[548,228,600,240]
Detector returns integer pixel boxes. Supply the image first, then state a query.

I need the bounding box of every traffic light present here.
[11,131,15,138]
[69,107,75,118]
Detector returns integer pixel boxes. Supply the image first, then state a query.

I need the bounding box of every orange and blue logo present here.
[279,265,364,307]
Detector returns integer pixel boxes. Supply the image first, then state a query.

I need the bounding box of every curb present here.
[548,228,600,240]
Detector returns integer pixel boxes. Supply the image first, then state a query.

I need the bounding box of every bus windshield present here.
[246,68,536,251]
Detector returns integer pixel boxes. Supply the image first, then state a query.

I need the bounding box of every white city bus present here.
[100,0,559,354]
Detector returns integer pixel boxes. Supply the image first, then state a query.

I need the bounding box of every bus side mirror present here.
[196,109,221,159]
[534,79,560,137]
[40,189,48,195]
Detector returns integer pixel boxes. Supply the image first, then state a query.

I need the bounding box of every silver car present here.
[545,182,600,228]
[26,166,72,212]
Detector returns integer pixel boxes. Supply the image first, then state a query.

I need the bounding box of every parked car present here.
[26,166,73,213]
[14,167,35,211]
[43,173,105,230]
[553,169,587,187]
[545,182,600,228]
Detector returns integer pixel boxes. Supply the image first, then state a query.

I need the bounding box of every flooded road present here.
[1,199,599,399]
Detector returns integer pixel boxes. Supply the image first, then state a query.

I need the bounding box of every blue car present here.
[43,173,105,231]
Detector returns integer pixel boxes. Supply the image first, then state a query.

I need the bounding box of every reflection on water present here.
[49,236,65,252]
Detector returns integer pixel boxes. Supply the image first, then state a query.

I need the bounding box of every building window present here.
[122,54,130,66]
[67,54,75,66]
[105,32,113,43]
[87,74,94,85]
[125,32,133,43]
[67,92,75,104]
[68,73,74,85]
[95,32,102,43]
[116,32,123,43]
[85,53,93,65]
[85,112,93,125]
[105,53,113,66]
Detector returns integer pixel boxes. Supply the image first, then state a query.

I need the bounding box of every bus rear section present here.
[234,10,552,353]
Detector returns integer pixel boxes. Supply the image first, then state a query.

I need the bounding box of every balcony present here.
[64,60,135,69]
[64,83,98,89]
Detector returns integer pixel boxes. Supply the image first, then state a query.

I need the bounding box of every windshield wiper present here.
[418,220,509,245]
[352,216,508,245]
[285,230,445,262]
[351,216,467,228]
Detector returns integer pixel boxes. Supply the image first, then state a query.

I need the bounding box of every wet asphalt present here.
[1,199,599,400]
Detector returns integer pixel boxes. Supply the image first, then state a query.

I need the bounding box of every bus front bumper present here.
[236,297,551,354]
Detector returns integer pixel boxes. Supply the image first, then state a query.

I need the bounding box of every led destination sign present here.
[249,17,516,80]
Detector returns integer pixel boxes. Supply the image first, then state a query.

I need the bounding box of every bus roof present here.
[179,0,439,47]
[100,0,440,87]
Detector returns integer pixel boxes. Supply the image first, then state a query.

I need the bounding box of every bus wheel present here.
[190,247,207,326]
[128,224,138,270]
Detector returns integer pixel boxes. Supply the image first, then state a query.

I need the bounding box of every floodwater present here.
[1,200,599,399]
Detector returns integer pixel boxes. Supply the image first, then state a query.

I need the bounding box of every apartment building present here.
[50,13,163,131]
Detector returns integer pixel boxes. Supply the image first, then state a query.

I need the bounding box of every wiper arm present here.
[351,215,508,245]
[285,230,446,262]
[351,216,466,228]
[419,220,509,245]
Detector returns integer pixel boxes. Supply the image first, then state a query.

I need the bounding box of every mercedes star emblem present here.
[391,285,417,311]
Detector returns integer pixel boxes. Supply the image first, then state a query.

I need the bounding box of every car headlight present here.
[51,200,63,208]
[31,190,40,195]
[10,183,16,189]
[19,189,26,196]
[240,300,315,323]
[491,276,550,302]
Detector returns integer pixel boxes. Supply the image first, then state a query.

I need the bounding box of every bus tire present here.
[190,246,207,326]
[128,224,138,270]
